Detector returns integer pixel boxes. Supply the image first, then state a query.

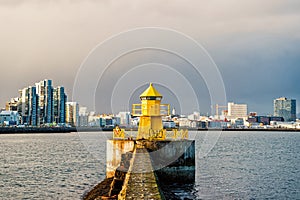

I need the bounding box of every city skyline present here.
[0,1,299,114]
[0,79,298,130]
[2,78,298,117]
[1,78,299,116]
[5,79,68,126]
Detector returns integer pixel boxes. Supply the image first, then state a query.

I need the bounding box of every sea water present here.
[0,131,299,199]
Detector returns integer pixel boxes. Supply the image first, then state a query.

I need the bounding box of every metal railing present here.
[132,104,170,116]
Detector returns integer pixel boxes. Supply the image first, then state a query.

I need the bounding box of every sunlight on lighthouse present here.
[132,83,170,140]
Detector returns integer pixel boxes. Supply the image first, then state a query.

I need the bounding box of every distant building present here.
[247,116,284,125]
[178,117,190,127]
[35,79,53,124]
[5,97,19,111]
[0,111,20,126]
[104,116,113,126]
[233,118,245,127]
[7,79,67,126]
[222,110,228,118]
[257,116,270,125]
[18,86,39,126]
[117,112,131,127]
[163,121,176,128]
[227,102,247,120]
[172,107,176,115]
[53,86,67,124]
[188,112,200,121]
[66,102,79,127]
[249,112,257,117]
[208,120,228,128]
[270,116,284,122]
[274,97,296,122]
[78,107,88,127]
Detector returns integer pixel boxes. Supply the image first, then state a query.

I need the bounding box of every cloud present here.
[0,0,299,114]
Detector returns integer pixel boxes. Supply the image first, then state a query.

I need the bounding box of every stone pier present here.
[146,140,195,184]
[84,140,195,199]
[106,140,135,178]
[118,145,164,200]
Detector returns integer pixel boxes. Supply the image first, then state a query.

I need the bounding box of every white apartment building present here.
[227,102,248,120]
[66,102,79,127]
[0,111,20,125]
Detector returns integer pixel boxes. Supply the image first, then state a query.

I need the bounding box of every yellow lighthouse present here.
[132,83,169,140]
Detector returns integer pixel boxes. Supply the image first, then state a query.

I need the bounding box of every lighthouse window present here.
[146,97,158,100]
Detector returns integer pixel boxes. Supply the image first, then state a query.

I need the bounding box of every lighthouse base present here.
[144,140,195,183]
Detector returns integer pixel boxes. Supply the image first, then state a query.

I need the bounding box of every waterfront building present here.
[18,86,39,126]
[7,79,67,126]
[117,111,131,127]
[99,117,106,127]
[163,121,176,128]
[104,116,113,127]
[5,97,19,111]
[208,120,222,128]
[66,102,79,127]
[188,112,200,121]
[257,116,270,125]
[247,116,284,125]
[274,97,296,122]
[87,113,101,127]
[172,107,176,115]
[53,86,67,124]
[35,79,53,124]
[114,116,121,126]
[0,111,20,126]
[270,116,284,122]
[178,117,191,127]
[78,107,88,127]
[227,102,248,120]
[249,112,257,117]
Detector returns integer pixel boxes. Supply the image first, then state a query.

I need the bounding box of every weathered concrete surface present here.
[85,140,194,199]
[106,140,135,178]
[146,140,195,183]
[118,146,165,200]
[84,151,133,200]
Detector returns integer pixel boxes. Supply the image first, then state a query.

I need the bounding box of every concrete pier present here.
[84,139,195,199]
[146,140,195,183]
[106,140,135,178]
[118,145,164,200]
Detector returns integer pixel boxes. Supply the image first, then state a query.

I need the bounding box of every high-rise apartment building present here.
[66,102,79,127]
[5,97,19,111]
[78,106,88,127]
[53,86,67,124]
[18,86,39,126]
[117,111,131,126]
[14,79,67,126]
[227,102,248,120]
[274,97,296,122]
[35,79,53,124]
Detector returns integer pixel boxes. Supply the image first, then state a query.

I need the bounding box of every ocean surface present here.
[0,131,299,199]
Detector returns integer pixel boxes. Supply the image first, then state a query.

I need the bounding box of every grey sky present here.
[0,0,299,115]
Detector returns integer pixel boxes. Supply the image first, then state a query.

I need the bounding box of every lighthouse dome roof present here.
[140,83,162,98]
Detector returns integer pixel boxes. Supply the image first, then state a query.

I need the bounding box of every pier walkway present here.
[118,145,164,200]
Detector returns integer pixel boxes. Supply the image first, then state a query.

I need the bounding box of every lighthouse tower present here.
[132,83,169,140]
